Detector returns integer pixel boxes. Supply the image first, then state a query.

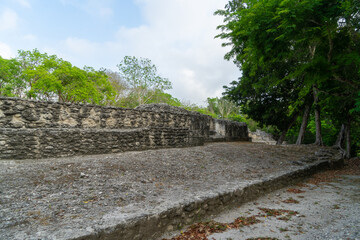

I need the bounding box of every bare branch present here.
[308,19,322,26]
[333,74,360,90]
[316,88,351,97]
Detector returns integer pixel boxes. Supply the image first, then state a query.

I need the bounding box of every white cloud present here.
[98,7,113,18]
[111,0,239,105]
[84,0,113,18]
[64,37,98,55]
[23,34,37,41]
[47,37,103,66]
[176,68,210,104]
[49,0,238,105]
[0,8,18,31]
[0,42,15,59]
[60,0,113,19]
[15,0,31,8]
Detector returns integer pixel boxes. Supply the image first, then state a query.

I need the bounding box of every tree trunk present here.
[58,91,64,103]
[345,120,351,159]
[313,85,323,145]
[277,130,287,145]
[314,108,323,145]
[296,104,311,145]
[334,124,345,148]
[276,112,299,145]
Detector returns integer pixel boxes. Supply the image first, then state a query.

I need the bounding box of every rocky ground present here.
[160,157,360,240]
[0,142,341,239]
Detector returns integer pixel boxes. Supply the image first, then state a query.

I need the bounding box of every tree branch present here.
[308,19,322,26]
[327,27,333,63]
[333,74,360,90]
[314,86,352,97]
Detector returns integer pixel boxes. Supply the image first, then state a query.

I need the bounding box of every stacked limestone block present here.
[0,97,248,159]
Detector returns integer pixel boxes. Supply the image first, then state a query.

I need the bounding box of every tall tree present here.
[5,49,116,105]
[104,69,129,104]
[296,103,311,145]
[207,97,240,119]
[117,56,172,106]
[216,0,360,151]
[17,49,60,100]
[0,56,23,97]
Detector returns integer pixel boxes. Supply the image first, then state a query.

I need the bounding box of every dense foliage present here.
[1,49,115,105]
[0,51,177,108]
[116,56,172,107]
[216,0,360,156]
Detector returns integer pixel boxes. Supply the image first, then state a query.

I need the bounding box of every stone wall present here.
[0,97,249,159]
[249,129,277,145]
[210,119,249,142]
[0,98,207,130]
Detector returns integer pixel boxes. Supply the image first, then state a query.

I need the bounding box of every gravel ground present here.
[0,142,339,239]
[161,158,360,240]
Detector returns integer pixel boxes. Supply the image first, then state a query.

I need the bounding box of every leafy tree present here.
[0,56,23,97]
[117,56,172,106]
[1,49,116,105]
[355,92,360,113]
[216,0,360,154]
[207,97,240,119]
[17,49,60,100]
[178,101,217,118]
[52,63,115,105]
[216,0,311,144]
[104,69,129,104]
[147,90,182,106]
[223,66,305,144]
[82,66,115,105]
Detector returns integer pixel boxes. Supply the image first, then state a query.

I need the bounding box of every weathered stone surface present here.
[0,98,211,130]
[0,127,202,159]
[0,97,249,159]
[210,119,248,142]
[0,142,342,240]
[249,129,277,144]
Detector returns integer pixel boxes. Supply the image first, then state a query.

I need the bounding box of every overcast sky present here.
[0,0,240,106]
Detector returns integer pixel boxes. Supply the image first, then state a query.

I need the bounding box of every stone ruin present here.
[249,129,277,145]
[0,97,249,159]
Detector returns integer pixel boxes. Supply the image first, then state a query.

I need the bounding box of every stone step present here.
[0,127,204,160]
[74,156,343,239]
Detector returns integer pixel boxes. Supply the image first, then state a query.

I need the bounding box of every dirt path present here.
[161,158,360,240]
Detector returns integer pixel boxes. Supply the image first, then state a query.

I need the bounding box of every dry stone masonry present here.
[0,97,249,159]
[249,129,277,145]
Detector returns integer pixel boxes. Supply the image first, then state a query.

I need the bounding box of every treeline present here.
[0,50,252,125]
[216,0,360,157]
[1,37,359,156]
[0,50,186,109]
[0,50,244,116]
[0,49,245,116]
[0,49,115,105]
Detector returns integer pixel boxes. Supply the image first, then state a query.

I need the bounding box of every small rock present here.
[167,225,174,231]
[292,161,304,166]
